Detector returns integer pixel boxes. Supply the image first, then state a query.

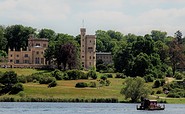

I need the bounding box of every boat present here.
[137,99,165,110]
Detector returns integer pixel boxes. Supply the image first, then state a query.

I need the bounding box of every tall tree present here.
[151,30,167,42]
[5,25,36,51]
[169,39,185,75]
[58,42,79,70]
[120,77,150,102]
[0,28,7,50]
[38,28,56,41]
[45,33,80,70]
[175,30,183,44]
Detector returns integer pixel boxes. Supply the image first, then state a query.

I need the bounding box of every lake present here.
[0,102,184,114]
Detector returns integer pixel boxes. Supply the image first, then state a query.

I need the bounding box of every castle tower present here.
[80,28,96,69]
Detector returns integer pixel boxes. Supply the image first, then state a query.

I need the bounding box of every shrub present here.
[51,69,63,80]
[39,75,55,84]
[107,74,113,78]
[166,68,173,77]
[156,90,163,94]
[175,72,183,80]
[88,82,96,88]
[48,80,57,88]
[67,70,87,80]
[160,79,165,86]
[153,80,161,88]
[151,91,155,95]
[17,75,27,83]
[75,82,88,88]
[105,80,111,86]
[87,70,97,79]
[10,83,24,94]
[101,75,107,80]
[115,73,125,79]
[144,74,154,82]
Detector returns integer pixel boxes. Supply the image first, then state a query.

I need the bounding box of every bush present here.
[144,74,154,82]
[75,82,88,88]
[160,79,165,86]
[39,75,55,84]
[48,80,57,88]
[67,70,87,80]
[10,83,24,94]
[101,75,107,80]
[153,80,161,88]
[51,69,63,80]
[88,82,96,88]
[17,75,27,83]
[115,73,126,79]
[166,68,173,77]
[107,74,113,78]
[175,72,183,80]
[87,70,97,79]
[105,80,111,86]
[156,90,163,94]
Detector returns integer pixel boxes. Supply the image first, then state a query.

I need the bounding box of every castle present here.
[1,28,112,69]
[7,35,48,68]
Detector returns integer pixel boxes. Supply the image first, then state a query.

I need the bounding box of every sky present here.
[1,0,185,36]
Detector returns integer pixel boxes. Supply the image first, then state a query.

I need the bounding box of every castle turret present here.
[80,28,96,69]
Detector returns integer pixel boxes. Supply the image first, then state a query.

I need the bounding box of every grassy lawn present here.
[0,68,185,103]
[17,78,124,101]
[0,68,50,76]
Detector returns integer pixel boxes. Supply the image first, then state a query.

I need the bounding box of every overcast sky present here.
[1,0,185,36]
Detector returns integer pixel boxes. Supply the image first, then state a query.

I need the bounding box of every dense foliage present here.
[120,77,150,102]
[0,71,23,95]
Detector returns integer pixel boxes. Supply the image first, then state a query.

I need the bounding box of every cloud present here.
[0,0,185,36]
[0,0,71,23]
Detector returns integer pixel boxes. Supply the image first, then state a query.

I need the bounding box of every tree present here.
[151,30,167,42]
[38,28,56,41]
[154,41,169,63]
[120,77,150,102]
[5,25,36,51]
[45,33,80,70]
[169,39,185,75]
[131,53,151,77]
[58,42,80,70]
[0,28,7,51]
[175,30,182,44]
[0,71,18,94]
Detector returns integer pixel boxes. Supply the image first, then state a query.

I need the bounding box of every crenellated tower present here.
[80,28,96,69]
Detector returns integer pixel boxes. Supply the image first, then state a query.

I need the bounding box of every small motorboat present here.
[137,99,165,110]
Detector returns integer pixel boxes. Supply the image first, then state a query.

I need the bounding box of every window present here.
[82,56,84,58]
[89,62,91,65]
[36,43,40,46]
[93,56,95,59]
[25,54,28,57]
[24,60,29,64]
[82,62,84,64]
[43,44,46,47]
[41,51,43,54]
[10,60,13,62]
[10,54,12,57]
[16,55,19,57]
[89,56,91,59]
[35,57,40,64]
[88,47,93,49]
[16,60,19,64]
[82,45,84,47]
[41,58,44,64]
[90,40,91,43]
[36,51,39,54]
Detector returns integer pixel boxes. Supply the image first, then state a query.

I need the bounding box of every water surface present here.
[0,102,184,114]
